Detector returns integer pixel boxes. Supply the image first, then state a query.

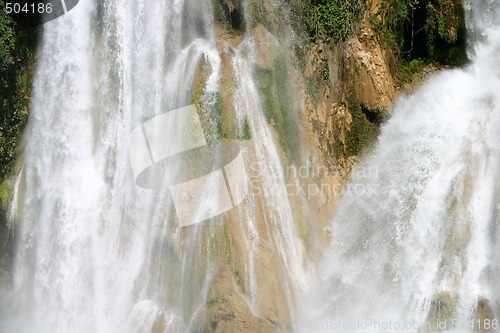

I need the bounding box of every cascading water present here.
[2,0,497,332]
[301,0,499,332]
[0,0,310,332]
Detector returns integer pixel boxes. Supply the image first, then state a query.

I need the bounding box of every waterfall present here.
[2,0,498,332]
[301,1,500,332]
[0,0,310,332]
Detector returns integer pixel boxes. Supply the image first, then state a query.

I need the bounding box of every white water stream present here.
[0,0,309,332]
[302,1,500,332]
[0,0,498,332]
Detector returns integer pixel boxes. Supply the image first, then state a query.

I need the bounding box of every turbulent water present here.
[301,1,500,332]
[0,0,309,332]
[1,0,499,332]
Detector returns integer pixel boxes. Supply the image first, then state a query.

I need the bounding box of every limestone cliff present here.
[193,0,467,331]
[0,0,468,332]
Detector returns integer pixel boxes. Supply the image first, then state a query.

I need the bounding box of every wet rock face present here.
[216,0,246,31]
[344,0,396,112]
[302,0,396,168]
[424,294,495,332]
[426,292,458,330]
[344,26,396,112]
[474,298,495,332]
[188,1,470,331]
[0,215,8,283]
[0,179,14,285]
[201,266,281,333]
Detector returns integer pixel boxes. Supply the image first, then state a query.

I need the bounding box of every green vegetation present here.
[222,228,232,266]
[196,88,224,142]
[214,1,230,29]
[0,179,13,211]
[194,60,251,142]
[219,227,244,290]
[206,297,219,308]
[299,0,363,43]
[425,0,465,54]
[305,78,319,103]
[295,214,309,247]
[237,117,251,141]
[208,92,224,141]
[369,0,419,51]
[254,57,300,163]
[249,0,273,31]
[0,8,15,68]
[396,57,428,85]
[196,89,252,142]
[369,0,467,69]
[320,66,329,81]
[311,118,325,134]
[214,0,245,31]
[0,5,36,182]
[343,91,378,157]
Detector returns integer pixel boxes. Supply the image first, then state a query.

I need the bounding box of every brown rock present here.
[202,265,277,332]
[344,3,396,111]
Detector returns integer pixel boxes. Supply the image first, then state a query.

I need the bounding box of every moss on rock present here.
[429,292,457,325]
[0,178,14,284]
[340,91,378,158]
[0,7,36,182]
[253,57,300,163]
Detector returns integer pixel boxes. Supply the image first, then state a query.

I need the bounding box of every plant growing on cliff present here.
[249,0,273,31]
[300,0,362,43]
[370,0,466,65]
[425,0,466,61]
[0,10,15,69]
[343,91,378,157]
[369,0,420,53]
[0,6,35,182]
[254,57,300,163]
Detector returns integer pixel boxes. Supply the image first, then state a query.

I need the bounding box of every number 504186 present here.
[5,2,53,14]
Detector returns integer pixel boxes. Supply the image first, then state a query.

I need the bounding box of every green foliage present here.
[0,179,13,212]
[294,214,309,247]
[249,0,273,31]
[254,57,300,162]
[369,0,419,52]
[214,1,230,28]
[369,0,467,84]
[0,178,14,281]
[197,90,224,142]
[222,228,232,266]
[237,117,251,141]
[425,0,465,58]
[427,0,463,44]
[0,9,15,70]
[214,0,245,31]
[370,0,466,60]
[300,0,361,43]
[206,297,218,308]
[305,78,319,103]
[311,118,325,133]
[313,2,353,42]
[211,92,224,138]
[0,6,36,182]
[320,66,329,81]
[397,57,428,85]
[343,91,378,157]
